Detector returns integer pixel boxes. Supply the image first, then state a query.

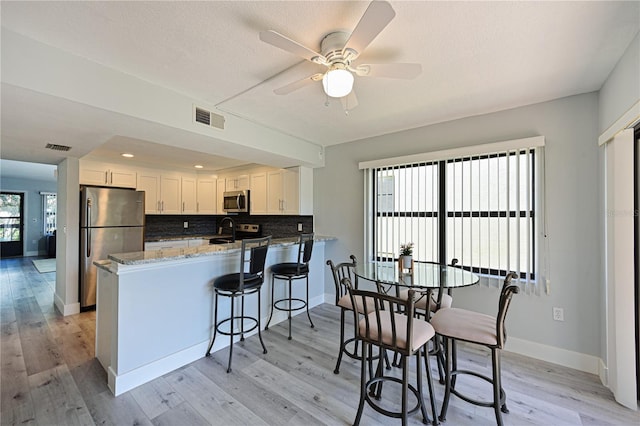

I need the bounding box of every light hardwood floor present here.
[1,256,638,425]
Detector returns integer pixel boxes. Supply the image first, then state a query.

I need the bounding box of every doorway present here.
[0,192,25,257]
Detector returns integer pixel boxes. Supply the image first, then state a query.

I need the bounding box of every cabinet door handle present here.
[105,171,109,184]
[161,201,164,212]
[109,171,113,184]
[157,200,160,212]
[182,201,185,212]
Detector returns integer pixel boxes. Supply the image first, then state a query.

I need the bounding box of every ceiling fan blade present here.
[342,1,395,61]
[260,30,327,64]
[274,73,324,95]
[341,90,359,111]
[354,63,422,79]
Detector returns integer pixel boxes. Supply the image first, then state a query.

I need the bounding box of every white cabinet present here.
[137,170,161,214]
[160,174,182,214]
[225,174,249,191]
[80,162,136,188]
[217,179,226,213]
[136,171,181,214]
[250,172,267,214]
[181,175,197,214]
[267,167,311,215]
[196,178,217,214]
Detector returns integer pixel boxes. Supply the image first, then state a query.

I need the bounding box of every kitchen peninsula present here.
[94,236,334,396]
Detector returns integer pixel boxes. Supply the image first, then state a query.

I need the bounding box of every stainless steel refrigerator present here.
[80,186,145,309]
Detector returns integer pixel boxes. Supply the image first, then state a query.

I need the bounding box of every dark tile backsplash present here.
[145,214,313,240]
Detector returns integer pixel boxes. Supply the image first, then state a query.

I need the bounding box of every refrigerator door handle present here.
[86,198,92,257]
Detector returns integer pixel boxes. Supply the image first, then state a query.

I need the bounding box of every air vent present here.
[45,143,71,151]
[194,106,225,130]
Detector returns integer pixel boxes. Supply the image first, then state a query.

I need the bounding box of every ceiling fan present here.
[259,0,421,110]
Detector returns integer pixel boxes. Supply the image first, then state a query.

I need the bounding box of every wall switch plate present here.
[183,221,189,229]
[297,223,303,232]
[553,307,564,321]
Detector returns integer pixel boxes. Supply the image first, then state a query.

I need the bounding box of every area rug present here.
[32,258,56,273]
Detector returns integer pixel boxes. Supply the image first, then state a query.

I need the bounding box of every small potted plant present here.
[399,242,414,269]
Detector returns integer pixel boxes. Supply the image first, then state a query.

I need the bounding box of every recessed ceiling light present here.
[121,153,134,158]
[194,165,204,169]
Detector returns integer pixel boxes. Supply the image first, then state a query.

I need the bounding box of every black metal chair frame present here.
[343,277,439,426]
[205,236,271,373]
[265,233,314,340]
[437,272,519,426]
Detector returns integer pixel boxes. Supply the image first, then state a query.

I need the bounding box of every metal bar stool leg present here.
[334,309,346,374]
[240,294,245,342]
[439,337,452,422]
[206,292,219,356]
[492,348,505,426]
[257,288,267,354]
[287,278,293,340]
[226,296,235,373]
[305,274,314,328]
[265,275,276,330]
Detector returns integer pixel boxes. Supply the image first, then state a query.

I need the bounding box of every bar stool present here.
[265,233,314,340]
[343,277,439,426]
[430,272,519,426]
[205,236,271,373]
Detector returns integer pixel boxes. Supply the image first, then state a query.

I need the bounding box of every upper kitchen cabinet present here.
[137,170,181,214]
[80,161,137,188]
[267,166,313,215]
[225,174,249,191]
[249,172,267,214]
[196,177,217,214]
[216,179,226,214]
[181,175,197,214]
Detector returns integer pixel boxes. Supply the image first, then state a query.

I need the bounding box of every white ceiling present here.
[1,1,638,176]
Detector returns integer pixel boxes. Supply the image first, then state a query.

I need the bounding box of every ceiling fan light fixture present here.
[322,69,354,98]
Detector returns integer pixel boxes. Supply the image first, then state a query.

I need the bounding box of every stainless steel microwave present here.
[223,190,249,213]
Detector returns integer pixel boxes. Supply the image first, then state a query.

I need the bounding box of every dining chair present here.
[343,277,439,426]
[430,272,519,426]
[265,233,314,340]
[205,236,271,373]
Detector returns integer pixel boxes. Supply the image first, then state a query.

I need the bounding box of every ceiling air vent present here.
[194,106,225,130]
[45,143,71,151]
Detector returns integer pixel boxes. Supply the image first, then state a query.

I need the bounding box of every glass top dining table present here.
[354,261,480,290]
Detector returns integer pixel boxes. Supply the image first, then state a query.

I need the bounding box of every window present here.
[0,193,23,242]
[365,138,542,283]
[41,192,57,234]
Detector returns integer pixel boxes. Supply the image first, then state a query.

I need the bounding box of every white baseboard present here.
[25,250,39,257]
[505,337,600,375]
[54,292,80,316]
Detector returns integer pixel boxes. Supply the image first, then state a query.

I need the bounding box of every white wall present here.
[316,92,602,359]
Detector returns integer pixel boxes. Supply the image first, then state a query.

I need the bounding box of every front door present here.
[0,192,24,258]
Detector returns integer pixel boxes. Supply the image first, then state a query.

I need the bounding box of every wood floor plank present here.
[85,390,153,426]
[150,401,209,426]
[130,376,186,420]
[28,364,94,426]
[164,365,269,425]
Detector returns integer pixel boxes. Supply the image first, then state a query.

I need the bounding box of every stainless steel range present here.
[209,222,262,244]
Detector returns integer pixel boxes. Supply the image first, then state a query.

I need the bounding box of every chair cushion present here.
[359,311,435,352]
[271,262,309,276]
[337,293,377,314]
[214,273,263,291]
[430,308,497,346]
[398,289,453,312]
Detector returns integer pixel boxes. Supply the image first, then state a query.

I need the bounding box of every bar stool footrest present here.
[364,376,422,419]
[273,297,307,313]
[450,369,506,408]
[215,316,260,337]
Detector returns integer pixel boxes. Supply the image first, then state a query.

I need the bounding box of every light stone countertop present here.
[105,236,336,266]
[145,235,217,242]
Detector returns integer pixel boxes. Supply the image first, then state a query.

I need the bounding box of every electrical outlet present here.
[553,307,564,321]
[297,223,303,232]
[183,221,189,229]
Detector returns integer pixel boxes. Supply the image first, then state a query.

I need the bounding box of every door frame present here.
[0,191,26,257]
